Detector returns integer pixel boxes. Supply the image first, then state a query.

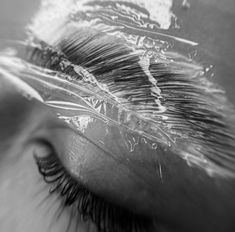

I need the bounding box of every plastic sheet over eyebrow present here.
[1,0,235,179]
[0,50,172,145]
[1,34,235,180]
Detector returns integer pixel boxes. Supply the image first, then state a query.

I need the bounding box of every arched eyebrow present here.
[23,22,235,178]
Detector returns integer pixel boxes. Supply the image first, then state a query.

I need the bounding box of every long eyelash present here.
[34,142,151,232]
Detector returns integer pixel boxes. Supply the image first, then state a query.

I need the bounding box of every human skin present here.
[0,1,235,232]
[0,57,235,232]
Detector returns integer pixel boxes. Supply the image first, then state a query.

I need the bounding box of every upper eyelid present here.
[33,131,155,231]
[35,121,171,223]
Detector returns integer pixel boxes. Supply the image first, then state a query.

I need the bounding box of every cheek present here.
[0,145,95,232]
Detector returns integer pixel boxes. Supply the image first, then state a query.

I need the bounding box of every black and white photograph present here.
[0,0,234,231]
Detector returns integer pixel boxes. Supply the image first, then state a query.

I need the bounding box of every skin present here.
[0,0,235,232]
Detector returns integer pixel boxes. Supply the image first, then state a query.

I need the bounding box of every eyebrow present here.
[22,21,235,179]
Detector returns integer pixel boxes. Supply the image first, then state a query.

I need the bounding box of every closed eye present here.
[33,137,152,232]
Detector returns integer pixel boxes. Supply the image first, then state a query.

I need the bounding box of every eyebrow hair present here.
[23,23,235,178]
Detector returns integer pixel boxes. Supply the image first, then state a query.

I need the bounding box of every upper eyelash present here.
[34,141,152,232]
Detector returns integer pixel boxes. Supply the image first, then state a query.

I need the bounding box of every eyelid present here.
[45,125,163,221]
[34,129,155,232]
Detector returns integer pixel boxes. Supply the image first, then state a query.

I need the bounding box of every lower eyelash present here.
[34,142,151,232]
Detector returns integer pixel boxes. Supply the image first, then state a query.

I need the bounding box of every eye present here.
[33,134,153,232]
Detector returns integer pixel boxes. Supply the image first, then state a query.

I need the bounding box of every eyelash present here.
[34,141,150,232]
